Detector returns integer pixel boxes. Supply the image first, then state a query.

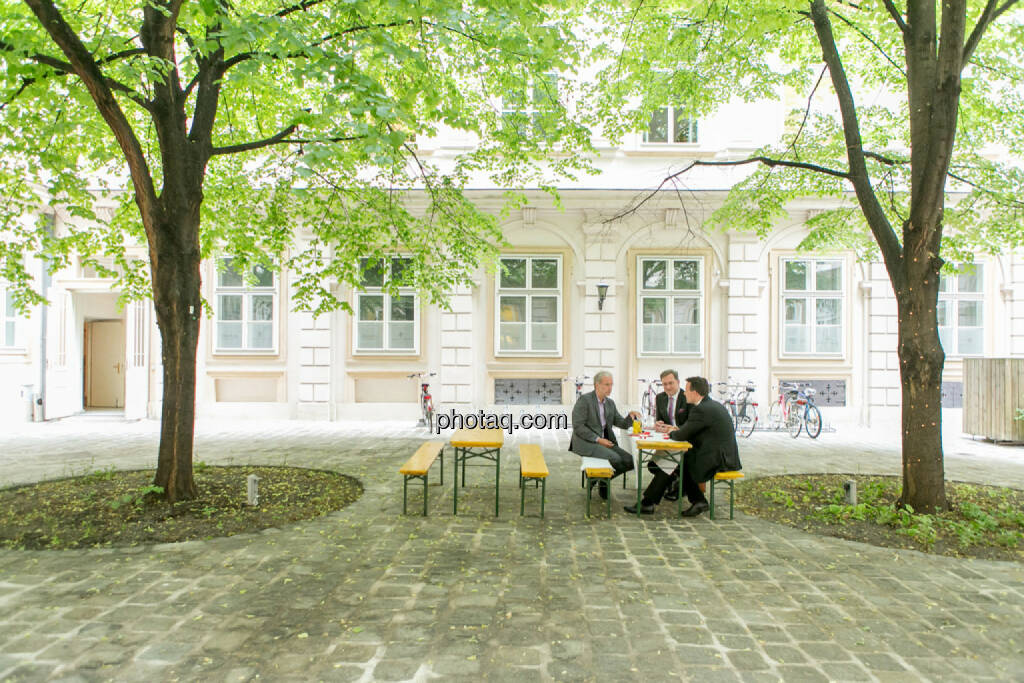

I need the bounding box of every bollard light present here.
[842,479,857,505]
[247,474,261,506]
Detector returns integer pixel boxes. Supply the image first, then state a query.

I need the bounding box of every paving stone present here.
[1,417,1022,681]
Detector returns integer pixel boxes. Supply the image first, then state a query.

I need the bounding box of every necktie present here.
[668,396,675,425]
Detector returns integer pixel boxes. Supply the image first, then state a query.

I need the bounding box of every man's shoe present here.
[598,481,609,500]
[624,503,655,514]
[664,487,679,502]
[681,501,710,517]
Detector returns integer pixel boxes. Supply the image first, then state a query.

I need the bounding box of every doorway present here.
[84,320,126,408]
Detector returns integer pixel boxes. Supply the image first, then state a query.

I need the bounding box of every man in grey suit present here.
[569,371,641,500]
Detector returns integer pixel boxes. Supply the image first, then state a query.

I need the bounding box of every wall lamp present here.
[596,282,609,311]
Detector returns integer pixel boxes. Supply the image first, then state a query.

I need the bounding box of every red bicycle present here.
[408,372,436,430]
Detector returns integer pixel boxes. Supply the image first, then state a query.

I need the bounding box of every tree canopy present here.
[0,0,591,312]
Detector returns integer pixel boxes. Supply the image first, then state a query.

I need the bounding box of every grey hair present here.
[593,370,612,384]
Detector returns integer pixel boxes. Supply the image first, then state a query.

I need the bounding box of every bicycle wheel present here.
[737,403,757,438]
[767,400,782,430]
[642,391,653,419]
[804,404,822,439]
[787,404,803,438]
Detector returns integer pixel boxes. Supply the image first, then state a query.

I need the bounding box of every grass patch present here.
[738,474,1024,563]
[0,464,362,550]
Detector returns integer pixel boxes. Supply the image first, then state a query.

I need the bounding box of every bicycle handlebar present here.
[407,372,437,378]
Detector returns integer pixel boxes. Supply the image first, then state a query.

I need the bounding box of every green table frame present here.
[633,438,691,517]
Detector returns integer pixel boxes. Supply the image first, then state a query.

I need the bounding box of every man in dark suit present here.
[569,371,641,500]
[651,369,688,500]
[625,376,741,516]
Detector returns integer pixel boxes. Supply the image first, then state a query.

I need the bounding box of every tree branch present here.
[827,7,906,76]
[808,0,903,276]
[0,39,151,109]
[963,0,1020,65]
[783,64,828,159]
[21,0,159,220]
[209,125,363,155]
[881,0,908,33]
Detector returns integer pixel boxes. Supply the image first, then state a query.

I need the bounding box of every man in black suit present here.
[569,371,641,500]
[625,376,741,516]
[650,369,688,500]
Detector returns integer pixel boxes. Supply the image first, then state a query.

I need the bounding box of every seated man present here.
[626,376,741,516]
[651,369,688,500]
[569,371,641,500]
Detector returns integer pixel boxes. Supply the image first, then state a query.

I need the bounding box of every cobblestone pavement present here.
[1,413,1023,682]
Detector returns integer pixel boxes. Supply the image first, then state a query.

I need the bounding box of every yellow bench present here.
[518,444,549,517]
[399,441,445,515]
[579,457,614,518]
[709,470,744,520]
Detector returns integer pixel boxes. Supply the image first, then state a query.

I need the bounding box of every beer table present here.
[630,432,692,517]
[450,428,504,516]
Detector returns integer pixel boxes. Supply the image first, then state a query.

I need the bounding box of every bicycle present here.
[787,385,823,439]
[767,382,800,432]
[408,372,436,430]
[715,380,758,438]
[562,375,591,402]
[732,382,759,438]
[637,378,663,420]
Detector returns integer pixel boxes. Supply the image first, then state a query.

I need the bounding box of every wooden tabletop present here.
[635,438,691,451]
[450,428,504,448]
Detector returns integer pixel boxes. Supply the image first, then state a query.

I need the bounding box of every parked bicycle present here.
[787,384,822,439]
[638,377,663,419]
[562,375,591,402]
[715,380,758,438]
[767,382,800,432]
[408,372,436,430]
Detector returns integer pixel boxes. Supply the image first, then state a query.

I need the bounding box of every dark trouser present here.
[642,457,708,506]
[587,443,635,478]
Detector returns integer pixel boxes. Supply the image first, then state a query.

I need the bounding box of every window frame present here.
[1,282,24,350]
[213,258,279,354]
[938,263,985,357]
[494,254,563,357]
[353,257,420,355]
[779,257,845,358]
[500,72,561,137]
[642,105,699,145]
[636,255,705,357]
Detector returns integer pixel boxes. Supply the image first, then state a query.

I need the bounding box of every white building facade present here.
[3,97,1023,427]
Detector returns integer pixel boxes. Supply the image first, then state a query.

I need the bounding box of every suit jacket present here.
[655,391,688,428]
[668,396,742,482]
[569,390,633,457]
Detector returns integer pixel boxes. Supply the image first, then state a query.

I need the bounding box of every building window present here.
[501,73,559,137]
[1,283,21,348]
[938,264,984,356]
[355,257,418,354]
[781,259,843,355]
[638,257,703,355]
[215,259,276,352]
[644,105,698,144]
[496,255,561,355]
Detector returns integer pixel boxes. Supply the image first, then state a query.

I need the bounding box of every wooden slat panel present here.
[963,358,1024,441]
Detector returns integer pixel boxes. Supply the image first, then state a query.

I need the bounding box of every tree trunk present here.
[895,268,948,513]
[151,226,202,503]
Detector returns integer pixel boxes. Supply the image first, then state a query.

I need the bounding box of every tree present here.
[0,0,589,501]
[591,0,1024,511]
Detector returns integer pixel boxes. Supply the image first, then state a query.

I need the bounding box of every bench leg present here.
[453,448,459,515]
[729,481,735,520]
[520,473,526,515]
[586,477,592,518]
[403,476,408,515]
[440,449,444,485]
[606,481,611,517]
[540,478,546,518]
[495,449,500,517]
[709,479,716,520]
[423,473,429,517]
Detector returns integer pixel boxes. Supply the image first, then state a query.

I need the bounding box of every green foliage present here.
[1015,408,1024,422]
[0,0,595,313]
[586,0,1024,260]
[109,485,164,510]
